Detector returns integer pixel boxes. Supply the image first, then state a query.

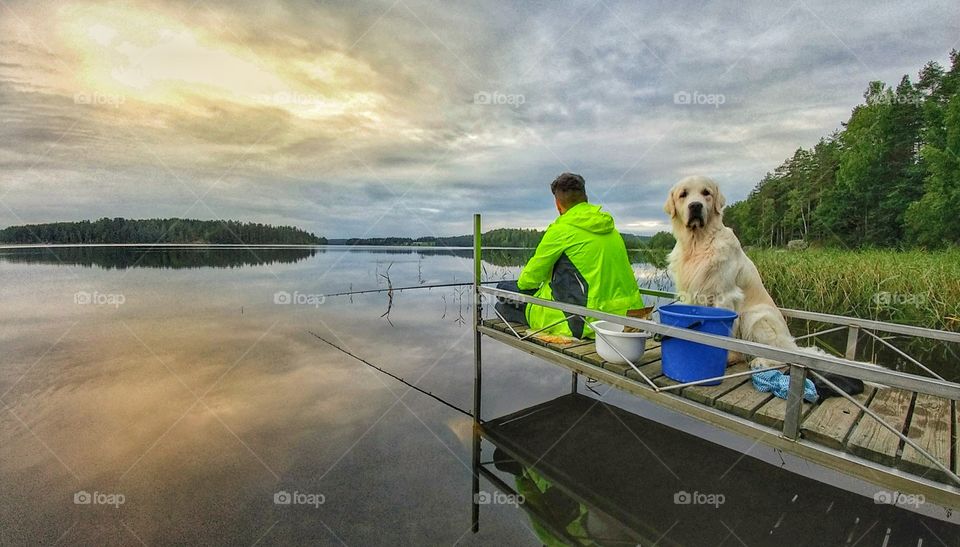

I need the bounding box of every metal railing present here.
[471,215,960,489]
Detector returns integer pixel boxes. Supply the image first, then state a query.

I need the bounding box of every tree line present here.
[725,50,960,248]
[0,218,326,245]
[0,247,319,269]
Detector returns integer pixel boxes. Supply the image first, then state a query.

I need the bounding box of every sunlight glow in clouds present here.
[58,3,384,121]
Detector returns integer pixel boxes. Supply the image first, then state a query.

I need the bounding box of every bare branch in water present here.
[379,262,395,327]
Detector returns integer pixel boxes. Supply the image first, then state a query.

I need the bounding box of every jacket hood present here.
[556,202,615,234]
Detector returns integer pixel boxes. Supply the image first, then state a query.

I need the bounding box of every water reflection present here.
[0,246,321,269]
[0,246,546,545]
[479,393,957,546]
[0,245,669,277]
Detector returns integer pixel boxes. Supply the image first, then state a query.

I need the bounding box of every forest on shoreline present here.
[725,50,960,249]
[0,218,326,245]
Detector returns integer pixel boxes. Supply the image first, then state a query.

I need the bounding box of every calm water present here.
[0,246,955,546]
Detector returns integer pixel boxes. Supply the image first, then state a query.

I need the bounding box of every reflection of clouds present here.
[0,247,680,543]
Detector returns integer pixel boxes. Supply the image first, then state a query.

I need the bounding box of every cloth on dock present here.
[751,369,819,403]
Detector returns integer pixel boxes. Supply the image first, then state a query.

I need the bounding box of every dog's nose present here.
[689,202,703,213]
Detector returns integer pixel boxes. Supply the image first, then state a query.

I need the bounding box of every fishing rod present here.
[322,280,508,298]
[307,330,473,418]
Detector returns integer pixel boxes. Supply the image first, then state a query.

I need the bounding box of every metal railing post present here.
[471,213,482,533]
[845,325,860,360]
[782,364,807,440]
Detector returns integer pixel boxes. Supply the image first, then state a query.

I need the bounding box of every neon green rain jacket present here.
[517,202,644,338]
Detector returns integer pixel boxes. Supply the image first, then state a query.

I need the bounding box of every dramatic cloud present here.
[1,0,957,238]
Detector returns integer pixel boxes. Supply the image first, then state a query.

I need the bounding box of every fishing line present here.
[307,330,474,417]
[322,280,506,298]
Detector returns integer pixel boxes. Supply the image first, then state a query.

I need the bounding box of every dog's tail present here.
[795,345,888,391]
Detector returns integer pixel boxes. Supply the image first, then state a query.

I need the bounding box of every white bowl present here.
[592,320,649,364]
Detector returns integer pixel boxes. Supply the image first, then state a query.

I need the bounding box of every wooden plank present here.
[847,388,915,466]
[581,344,662,376]
[581,352,605,368]
[801,387,875,450]
[653,369,679,388]
[681,362,752,406]
[955,401,958,478]
[626,360,662,384]
[714,383,774,418]
[564,343,599,358]
[547,339,593,353]
[754,396,815,430]
[899,394,953,482]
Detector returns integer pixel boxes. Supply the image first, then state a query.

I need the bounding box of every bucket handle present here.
[653,320,704,342]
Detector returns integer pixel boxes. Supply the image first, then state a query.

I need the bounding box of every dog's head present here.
[664,175,726,232]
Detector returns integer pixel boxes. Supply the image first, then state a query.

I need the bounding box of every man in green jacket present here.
[495,173,644,338]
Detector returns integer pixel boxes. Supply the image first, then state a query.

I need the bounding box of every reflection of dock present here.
[466,214,960,534]
[477,393,957,545]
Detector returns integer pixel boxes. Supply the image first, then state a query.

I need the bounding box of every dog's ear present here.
[713,185,726,215]
[663,189,677,218]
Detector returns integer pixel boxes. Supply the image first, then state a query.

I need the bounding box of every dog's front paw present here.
[750,357,782,371]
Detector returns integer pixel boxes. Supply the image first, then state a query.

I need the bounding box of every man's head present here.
[550,172,587,214]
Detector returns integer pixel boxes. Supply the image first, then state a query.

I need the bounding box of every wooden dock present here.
[479,318,960,509]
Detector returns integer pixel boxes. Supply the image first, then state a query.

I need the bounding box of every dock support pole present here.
[571,372,578,394]
[783,364,806,440]
[471,213,482,533]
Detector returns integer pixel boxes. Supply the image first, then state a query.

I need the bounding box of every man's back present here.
[517,202,643,338]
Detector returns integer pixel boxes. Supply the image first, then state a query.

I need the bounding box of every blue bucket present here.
[658,304,738,386]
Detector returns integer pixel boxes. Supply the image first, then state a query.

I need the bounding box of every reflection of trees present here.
[478,249,668,269]
[323,247,662,269]
[480,249,535,267]
[628,249,669,269]
[0,247,319,269]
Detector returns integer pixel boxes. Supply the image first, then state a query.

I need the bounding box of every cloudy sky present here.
[1,0,957,238]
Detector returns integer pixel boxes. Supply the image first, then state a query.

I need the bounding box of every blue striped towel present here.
[752,369,819,403]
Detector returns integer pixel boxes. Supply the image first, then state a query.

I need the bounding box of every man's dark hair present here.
[550,172,587,208]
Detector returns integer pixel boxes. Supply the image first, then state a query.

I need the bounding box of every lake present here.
[0,245,956,545]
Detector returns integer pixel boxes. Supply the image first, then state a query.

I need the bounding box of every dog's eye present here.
[679,190,687,198]
[702,189,711,196]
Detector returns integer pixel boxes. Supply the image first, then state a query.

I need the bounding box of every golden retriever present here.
[663,175,815,369]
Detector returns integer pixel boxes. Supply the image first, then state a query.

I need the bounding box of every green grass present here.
[747,248,960,332]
